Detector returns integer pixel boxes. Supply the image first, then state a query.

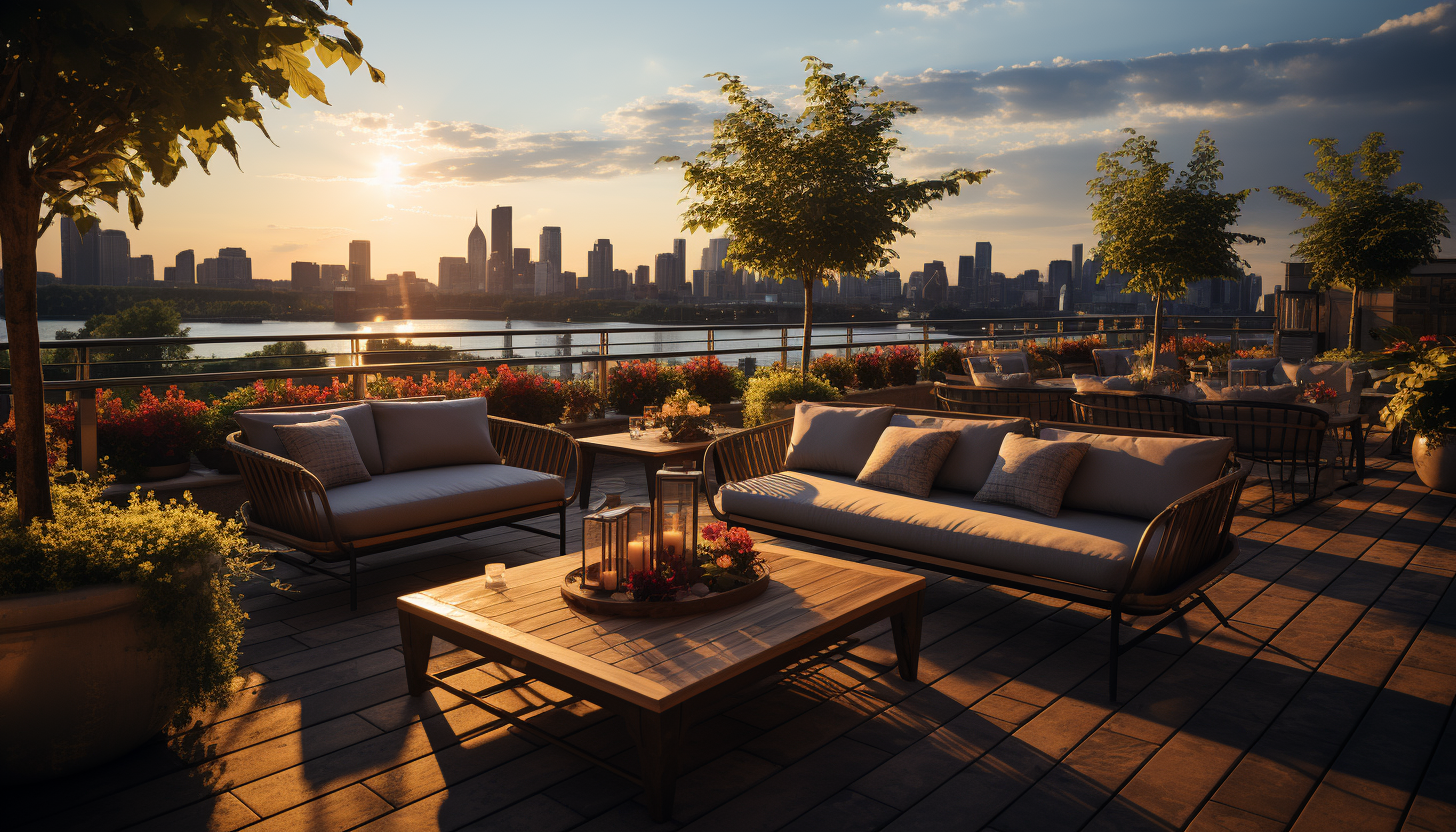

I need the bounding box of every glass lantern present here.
[653,466,703,569]
[581,504,652,593]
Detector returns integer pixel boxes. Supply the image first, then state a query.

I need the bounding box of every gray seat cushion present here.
[719,471,1160,593]
[319,464,563,540]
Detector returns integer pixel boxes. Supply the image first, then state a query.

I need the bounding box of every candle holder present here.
[653,466,703,572]
[580,504,652,593]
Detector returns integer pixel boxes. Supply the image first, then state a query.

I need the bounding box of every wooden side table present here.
[576,430,734,507]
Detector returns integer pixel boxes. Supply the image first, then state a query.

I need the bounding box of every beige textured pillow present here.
[972,372,1036,389]
[1041,428,1234,519]
[369,397,501,473]
[1217,383,1300,403]
[235,403,384,475]
[889,414,1029,492]
[856,426,961,497]
[1072,374,1142,394]
[782,404,894,476]
[974,434,1089,517]
[273,415,372,489]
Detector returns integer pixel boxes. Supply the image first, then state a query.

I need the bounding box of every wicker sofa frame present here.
[227,398,580,609]
[707,407,1247,699]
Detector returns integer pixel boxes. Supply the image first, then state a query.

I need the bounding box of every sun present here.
[373,157,402,186]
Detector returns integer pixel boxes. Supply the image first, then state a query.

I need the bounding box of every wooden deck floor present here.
[8,431,1456,832]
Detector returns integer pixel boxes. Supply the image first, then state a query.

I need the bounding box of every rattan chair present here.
[935,382,1071,426]
[1071,392,1187,433]
[1187,400,1328,515]
[1092,348,1136,377]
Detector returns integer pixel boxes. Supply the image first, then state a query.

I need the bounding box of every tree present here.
[661,57,988,376]
[57,298,193,378]
[0,1,382,521]
[1271,132,1450,349]
[1087,129,1263,369]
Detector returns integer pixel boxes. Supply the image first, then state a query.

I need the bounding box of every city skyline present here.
[28,1,1454,289]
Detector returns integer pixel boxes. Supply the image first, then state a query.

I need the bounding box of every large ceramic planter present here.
[0,584,173,782]
[1412,433,1456,493]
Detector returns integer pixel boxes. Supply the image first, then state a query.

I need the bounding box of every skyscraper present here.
[587,239,613,291]
[348,240,370,286]
[1048,259,1074,311]
[513,247,533,295]
[489,205,513,294]
[1072,243,1085,293]
[957,255,975,287]
[197,247,252,287]
[97,229,131,286]
[467,215,487,292]
[59,216,99,285]
[539,227,562,275]
[653,253,675,292]
[174,249,195,284]
[974,241,992,279]
[128,254,154,284]
[672,239,686,290]
[292,261,321,291]
[437,256,468,293]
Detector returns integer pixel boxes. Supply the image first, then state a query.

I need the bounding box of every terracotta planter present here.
[0,584,174,782]
[1412,433,1456,493]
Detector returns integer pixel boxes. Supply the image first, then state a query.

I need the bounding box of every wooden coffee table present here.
[396,544,925,821]
[575,429,734,507]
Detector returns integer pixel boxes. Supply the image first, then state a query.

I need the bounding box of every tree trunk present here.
[1150,294,1163,372]
[0,168,54,521]
[800,274,814,380]
[1349,287,1360,351]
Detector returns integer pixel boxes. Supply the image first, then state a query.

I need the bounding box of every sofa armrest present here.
[487,416,581,505]
[708,418,794,487]
[1121,465,1249,599]
[227,431,342,546]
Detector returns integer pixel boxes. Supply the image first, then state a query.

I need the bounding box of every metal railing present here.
[0,313,1273,474]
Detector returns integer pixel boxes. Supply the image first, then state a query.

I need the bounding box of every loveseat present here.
[227,396,579,608]
[708,403,1247,698]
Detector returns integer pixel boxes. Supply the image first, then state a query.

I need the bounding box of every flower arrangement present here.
[696,521,766,591]
[809,353,858,391]
[680,355,746,404]
[851,348,887,389]
[881,344,922,386]
[1301,380,1339,405]
[97,386,209,478]
[657,390,716,442]
[607,359,684,416]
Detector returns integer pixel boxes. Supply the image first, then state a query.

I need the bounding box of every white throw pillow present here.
[1072,374,1143,394]
[972,372,1036,389]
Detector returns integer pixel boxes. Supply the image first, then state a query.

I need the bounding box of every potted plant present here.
[679,355,746,405]
[657,390,716,442]
[851,349,888,390]
[486,365,567,424]
[808,353,858,392]
[741,368,840,427]
[561,375,605,424]
[97,387,209,481]
[1381,341,1456,491]
[881,344,922,387]
[0,472,266,781]
[606,360,683,416]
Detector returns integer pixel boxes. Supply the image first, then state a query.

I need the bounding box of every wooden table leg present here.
[890,590,924,682]
[643,458,662,503]
[398,611,433,696]
[577,446,598,507]
[627,705,684,822]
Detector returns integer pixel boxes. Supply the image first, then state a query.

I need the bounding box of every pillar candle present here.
[661,530,684,561]
[601,570,618,591]
[627,540,646,572]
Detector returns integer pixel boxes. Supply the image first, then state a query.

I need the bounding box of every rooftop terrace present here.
[7,429,1454,832]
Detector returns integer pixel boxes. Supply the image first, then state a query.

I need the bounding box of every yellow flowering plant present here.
[657,390,717,442]
[0,473,272,726]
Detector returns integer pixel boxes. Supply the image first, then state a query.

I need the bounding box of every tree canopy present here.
[1271,132,1450,349]
[0,0,382,520]
[1087,129,1263,367]
[661,57,988,373]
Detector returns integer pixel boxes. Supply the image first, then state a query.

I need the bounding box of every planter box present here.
[841,382,937,410]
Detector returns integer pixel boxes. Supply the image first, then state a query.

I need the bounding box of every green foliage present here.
[37,285,326,321]
[1087,129,1263,365]
[921,343,964,383]
[244,341,329,371]
[1383,348,1456,441]
[0,473,268,725]
[607,360,685,416]
[851,350,887,390]
[561,376,604,423]
[362,337,455,366]
[59,299,193,377]
[662,57,988,373]
[742,369,840,427]
[680,355,746,404]
[1272,132,1450,347]
[808,353,857,392]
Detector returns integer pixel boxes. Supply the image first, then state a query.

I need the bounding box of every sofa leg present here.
[1198,591,1230,627]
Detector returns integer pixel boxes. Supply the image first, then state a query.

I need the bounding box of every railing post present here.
[351,338,367,400]
[845,326,853,359]
[597,331,608,403]
[922,322,930,362]
[76,346,97,475]
[706,328,714,355]
[780,327,788,368]
[1231,318,1240,353]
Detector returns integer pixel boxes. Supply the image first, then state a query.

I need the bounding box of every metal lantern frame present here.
[652,466,703,571]
[580,504,652,593]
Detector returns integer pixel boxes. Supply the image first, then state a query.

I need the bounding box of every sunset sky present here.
[34,0,1455,289]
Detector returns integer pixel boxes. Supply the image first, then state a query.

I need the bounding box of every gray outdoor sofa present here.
[708,403,1248,699]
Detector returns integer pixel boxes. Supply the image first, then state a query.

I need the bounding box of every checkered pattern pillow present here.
[273,415,372,489]
[974,434,1089,517]
[856,426,960,497]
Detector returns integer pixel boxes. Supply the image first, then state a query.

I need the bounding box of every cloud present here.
[886,0,1022,18]
[877,3,1456,128]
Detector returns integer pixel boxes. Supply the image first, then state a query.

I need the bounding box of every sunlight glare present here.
[374,157,402,186]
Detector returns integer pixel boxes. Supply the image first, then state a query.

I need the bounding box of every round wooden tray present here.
[560,567,770,617]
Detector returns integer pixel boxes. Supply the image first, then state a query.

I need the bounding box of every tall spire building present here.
[467,213,487,292]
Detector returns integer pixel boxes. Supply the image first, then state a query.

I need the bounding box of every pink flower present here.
[716,555,734,569]
[700,522,726,542]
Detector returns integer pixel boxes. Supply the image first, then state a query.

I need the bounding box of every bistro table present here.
[575,429,737,507]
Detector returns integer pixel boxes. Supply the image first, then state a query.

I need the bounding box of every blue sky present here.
[38,0,1455,290]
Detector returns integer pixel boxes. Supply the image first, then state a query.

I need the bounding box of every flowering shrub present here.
[1234,345,1275,360]
[97,387,210,478]
[1302,380,1338,404]
[921,343,964,382]
[607,360,683,415]
[0,405,74,476]
[204,378,356,448]
[562,376,604,422]
[742,369,840,427]
[487,365,566,424]
[809,353,857,392]
[882,344,922,386]
[851,349,887,390]
[696,521,766,591]
[680,355,746,404]
[369,368,489,400]
[658,390,716,442]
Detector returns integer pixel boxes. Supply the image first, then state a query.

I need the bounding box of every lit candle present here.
[627,540,646,572]
[601,570,618,591]
[661,531,684,562]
